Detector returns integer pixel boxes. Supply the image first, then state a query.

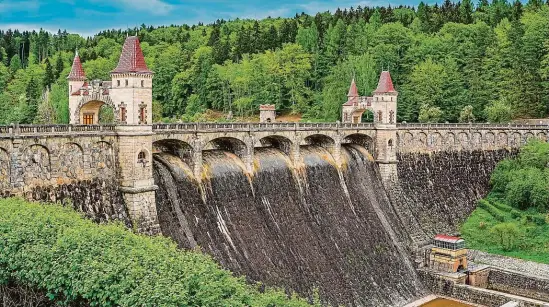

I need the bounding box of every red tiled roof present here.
[68,51,86,80]
[111,36,152,74]
[373,71,396,94]
[434,234,463,243]
[347,78,358,97]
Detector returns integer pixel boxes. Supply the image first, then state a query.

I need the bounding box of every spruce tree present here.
[459,0,474,23]
[55,55,64,80]
[43,58,54,89]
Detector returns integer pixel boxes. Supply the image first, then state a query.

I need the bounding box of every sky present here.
[0,0,405,37]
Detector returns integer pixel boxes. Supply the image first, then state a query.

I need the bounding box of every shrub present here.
[490,223,521,251]
[505,167,549,211]
[524,214,546,226]
[478,199,506,222]
[0,198,310,307]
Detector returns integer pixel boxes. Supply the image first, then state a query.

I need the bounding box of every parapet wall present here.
[488,269,549,302]
[0,124,127,223]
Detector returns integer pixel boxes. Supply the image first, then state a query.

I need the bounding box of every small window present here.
[388,139,393,147]
[125,80,128,87]
[377,111,383,122]
[138,151,146,160]
[70,85,73,93]
[117,80,120,87]
[141,80,145,87]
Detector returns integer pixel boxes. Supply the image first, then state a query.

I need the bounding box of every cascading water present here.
[153,144,424,306]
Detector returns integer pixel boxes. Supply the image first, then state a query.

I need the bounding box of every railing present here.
[0,124,117,136]
[397,123,549,129]
[152,122,375,132]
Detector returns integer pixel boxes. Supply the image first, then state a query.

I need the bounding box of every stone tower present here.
[67,36,160,234]
[341,71,399,182]
[67,50,87,124]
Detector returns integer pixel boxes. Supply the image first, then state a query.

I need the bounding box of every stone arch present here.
[343,133,374,152]
[22,144,51,185]
[416,132,428,148]
[153,139,195,167]
[402,132,414,147]
[428,132,443,148]
[509,132,522,147]
[74,94,116,124]
[257,135,293,156]
[0,148,10,190]
[91,141,114,176]
[458,132,470,148]
[523,132,535,144]
[205,137,248,160]
[497,132,508,146]
[485,132,495,146]
[303,134,335,152]
[471,132,482,147]
[537,132,546,141]
[59,142,84,179]
[445,132,456,147]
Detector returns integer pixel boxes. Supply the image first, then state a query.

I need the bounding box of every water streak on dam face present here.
[153,144,424,306]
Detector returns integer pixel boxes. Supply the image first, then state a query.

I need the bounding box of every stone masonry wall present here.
[387,149,516,243]
[0,131,130,224]
[487,269,549,302]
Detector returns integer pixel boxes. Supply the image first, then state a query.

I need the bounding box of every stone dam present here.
[0,122,546,306]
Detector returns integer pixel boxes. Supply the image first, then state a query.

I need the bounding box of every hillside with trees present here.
[0,0,548,124]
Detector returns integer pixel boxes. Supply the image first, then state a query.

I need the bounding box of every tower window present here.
[377,111,383,122]
[141,80,145,87]
[117,80,120,87]
[138,151,146,160]
[139,102,147,124]
[389,110,395,124]
[119,103,127,123]
[70,85,73,93]
[125,80,128,87]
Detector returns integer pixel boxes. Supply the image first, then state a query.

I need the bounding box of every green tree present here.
[459,105,476,122]
[418,103,443,123]
[55,54,64,79]
[9,54,21,72]
[485,98,512,122]
[490,223,521,251]
[459,0,475,23]
[43,58,55,89]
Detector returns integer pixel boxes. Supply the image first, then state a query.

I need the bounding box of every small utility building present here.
[428,234,468,273]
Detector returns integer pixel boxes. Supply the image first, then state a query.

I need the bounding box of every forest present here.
[0,0,548,124]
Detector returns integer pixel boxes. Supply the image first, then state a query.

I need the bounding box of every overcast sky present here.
[0,0,411,36]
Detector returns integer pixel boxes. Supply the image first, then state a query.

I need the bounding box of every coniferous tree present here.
[460,0,475,23]
[43,58,54,89]
[55,55,64,79]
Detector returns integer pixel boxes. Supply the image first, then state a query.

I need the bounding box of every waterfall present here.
[153,144,424,306]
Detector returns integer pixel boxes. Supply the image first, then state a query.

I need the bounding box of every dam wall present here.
[153,144,425,306]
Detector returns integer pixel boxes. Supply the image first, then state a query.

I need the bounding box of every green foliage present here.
[490,222,521,251]
[459,105,476,122]
[1,4,549,123]
[462,138,549,263]
[485,98,513,123]
[0,198,310,307]
[418,104,443,123]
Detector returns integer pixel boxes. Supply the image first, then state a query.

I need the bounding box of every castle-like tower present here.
[68,36,153,125]
[342,71,398,182]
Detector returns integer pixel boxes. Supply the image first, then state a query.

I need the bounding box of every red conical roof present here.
[347,78,358,97]
[373,71,396,94]
[68,51,86,80]
[111,36,152,74]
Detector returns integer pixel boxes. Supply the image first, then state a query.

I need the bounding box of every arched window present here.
[138,151,146,160]
[388,139,393,147]
[141,80,145,87]
[377,110,383,122]
[125,79,128,87]
[119,103,127,123]
[117,80,120,87]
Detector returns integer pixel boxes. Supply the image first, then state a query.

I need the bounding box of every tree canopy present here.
[0,3,548,124]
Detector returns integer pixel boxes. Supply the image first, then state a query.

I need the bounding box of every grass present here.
[461,196,549,264]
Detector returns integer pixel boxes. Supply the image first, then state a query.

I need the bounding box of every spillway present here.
[153,144,425,306]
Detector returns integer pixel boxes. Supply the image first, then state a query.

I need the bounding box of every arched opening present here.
[79,100,115,125]
[205,137,248,160]
[257,135,293,156]
[153,139,194,167]
[344,133,374,152]
[304,134,335,152]
[361,109,374,123]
